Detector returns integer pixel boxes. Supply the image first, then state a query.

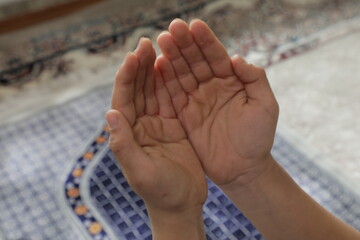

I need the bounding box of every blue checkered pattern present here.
[89,153,151,240]
[83,133,360,239]
[0,86,112,239]
[272,136,360,228]
[1,83,360,240]
[88,151,262,240]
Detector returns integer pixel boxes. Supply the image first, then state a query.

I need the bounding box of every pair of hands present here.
[106,18,278,221]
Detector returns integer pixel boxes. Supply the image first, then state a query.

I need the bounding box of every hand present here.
[106,38,207,239]
[156,19,279,187]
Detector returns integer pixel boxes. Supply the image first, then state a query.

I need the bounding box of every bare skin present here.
[156,18,360,240]
[156,19,279,186]
[106,38,207,240]
[107,18,360,240]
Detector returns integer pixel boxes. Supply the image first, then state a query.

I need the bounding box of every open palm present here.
[156,19,279,186]
[106,38,207,212]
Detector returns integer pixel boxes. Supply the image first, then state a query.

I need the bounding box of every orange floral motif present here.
[83,152,94,160]
[104,125,110,133]
[96,136,107,144]
[75,205,88,215]
[72,168,83,177]
[67,188,80,198]
[89,222,102,235]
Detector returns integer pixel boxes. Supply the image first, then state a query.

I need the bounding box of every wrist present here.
[216,155,360,240]
[219,154,279,211]
[147,205,206,240]
[219,154,277,191]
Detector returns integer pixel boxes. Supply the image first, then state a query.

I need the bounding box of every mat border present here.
[80,139,120,240]
[56,123,110,240]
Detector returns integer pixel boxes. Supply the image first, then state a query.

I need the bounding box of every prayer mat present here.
[1,0,360,239]
[0,85,359,239]
[1,0,360,125]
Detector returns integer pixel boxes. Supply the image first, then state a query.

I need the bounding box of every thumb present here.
[105,109,154,175]
[231,55,275,104]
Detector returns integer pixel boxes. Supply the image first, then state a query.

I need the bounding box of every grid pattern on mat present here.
[0,86,112,240]
[273,136,360,227]
[1,81,359,240]
[83,133,360,239]
[88,150,261,240]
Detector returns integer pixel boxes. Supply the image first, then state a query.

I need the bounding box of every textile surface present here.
[0,85,359,239]
[1,85,360,239]
[1,0,360,239]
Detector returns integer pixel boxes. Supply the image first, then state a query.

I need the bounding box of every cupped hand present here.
[106,38,207,213]
[156,19,279,187]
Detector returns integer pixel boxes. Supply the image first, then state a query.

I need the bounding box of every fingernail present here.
[138,37,145,46]
[105,111,119,130]
[233,54,240,60]
[135,41,141,51]
[125,51,131,58]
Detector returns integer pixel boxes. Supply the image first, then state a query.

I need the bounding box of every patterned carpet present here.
[1,0,360,125]
[0,84,359,239]
[0,0,360,239]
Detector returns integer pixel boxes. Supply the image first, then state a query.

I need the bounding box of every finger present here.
[168,18,213,82]
[231,55,276,103]
[156,55,188,114]
[153,66,176,118]
[134,38,154,117]
[157,31,198,93]
[112,52,138,125]
[105,110,155,179]
[141,39,158,116]
[190,19,233,78]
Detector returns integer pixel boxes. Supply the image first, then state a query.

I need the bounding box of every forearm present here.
[221,155,360,240]
[147,205,206,240]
